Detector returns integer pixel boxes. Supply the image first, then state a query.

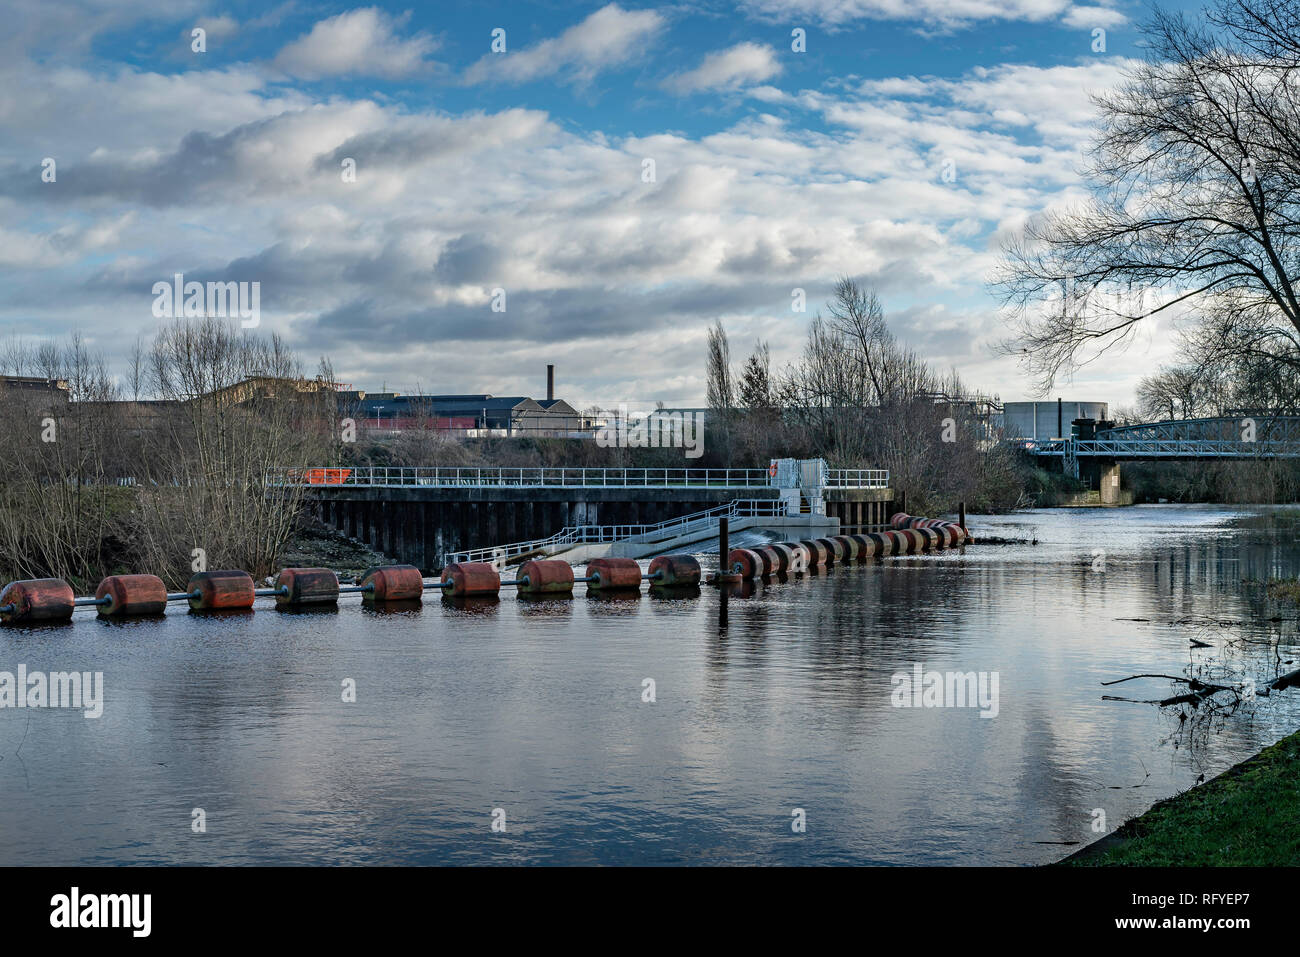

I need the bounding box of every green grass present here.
[1064,730,1300,866]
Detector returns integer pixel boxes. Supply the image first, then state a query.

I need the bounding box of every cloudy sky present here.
[1,0,1200,409]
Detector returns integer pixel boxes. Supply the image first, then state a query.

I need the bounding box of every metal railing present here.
[269,465,891,490]
[825,469,890,488]
[1028,439,1300,459]
[267,466,775,488]
[442,498,792,566]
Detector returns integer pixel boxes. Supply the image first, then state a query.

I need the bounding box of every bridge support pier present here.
[1079,457,1122,504]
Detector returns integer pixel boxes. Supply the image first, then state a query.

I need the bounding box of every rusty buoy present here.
[760,545,788,576]
[648,555,701,587]
[187,570,255,610]
[275,567,340,606]
[818,537,846,564]
[850,534,877,557]
[866,531,893,555]
[361,565,424,603]
[783,542,811,573]
[833,535,860,561]
[440,562,502,597]
[586,557,642,591]
[727,548,763,578]
[96,574,168,617]
[884,530,910,553]
[799,540,829,566]
[0,578,75,623]
[517,559,575,595]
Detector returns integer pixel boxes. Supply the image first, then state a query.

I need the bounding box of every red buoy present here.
[817,537,846,564]
[0,578,74,623]
[187,570,255,610]
[834,535,860,561]
[866,531,893,555]
[727,548,763,578]
[96,574,167,617]
[518,559,575,595]
[851,534,878,558]
[898,529,925,552]
[756,545,786,575]
[586,557,642,591]
[781,542,811,573]
[275,567,340,606]
[799,540,829,566]
[648,554,701,587]
[361,565,424,603]
[884,530,910,553]
[440,562,502,597]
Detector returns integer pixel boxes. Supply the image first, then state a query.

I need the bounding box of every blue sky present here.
[1,0,1205,409]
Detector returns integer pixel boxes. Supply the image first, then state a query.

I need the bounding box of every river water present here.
[2,504,1298,865]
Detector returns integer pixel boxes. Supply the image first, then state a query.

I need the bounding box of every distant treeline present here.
[0,319,341,589]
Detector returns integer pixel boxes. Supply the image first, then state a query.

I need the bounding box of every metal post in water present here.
[711,516,741,585]
[959,500,966,530]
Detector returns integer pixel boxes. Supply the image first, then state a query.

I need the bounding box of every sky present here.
[0,0,1207,410]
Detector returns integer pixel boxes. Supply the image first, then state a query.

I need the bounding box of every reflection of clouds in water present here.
[0,505,1298,865]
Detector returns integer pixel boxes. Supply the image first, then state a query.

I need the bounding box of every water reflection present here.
[1,505,1298,865]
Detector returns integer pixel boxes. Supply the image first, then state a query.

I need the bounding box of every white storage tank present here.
[1002,400,1109,441]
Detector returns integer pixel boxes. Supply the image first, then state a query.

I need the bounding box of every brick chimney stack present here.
[547,364,554,402]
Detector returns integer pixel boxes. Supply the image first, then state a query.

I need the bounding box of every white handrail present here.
[267,465,890,489]
[441,498,791,566]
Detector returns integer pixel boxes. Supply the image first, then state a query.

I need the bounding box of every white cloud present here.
[741,0,1070,28]
[274,8,437,79]
[463,4,665,85]
[1061,5,1128,29]
[0,52,1148,405]
[194,15,239,41]
[663,42,783,94]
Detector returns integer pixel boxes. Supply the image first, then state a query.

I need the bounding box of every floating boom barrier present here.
[0,512,970,625]
[0,556,704,624]
[725,512,969,579]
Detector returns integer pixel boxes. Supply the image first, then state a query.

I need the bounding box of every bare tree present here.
[0,335,124,586]
[134,318,334,586]
[995,1,1300,390]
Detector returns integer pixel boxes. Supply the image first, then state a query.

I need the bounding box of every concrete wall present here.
[824,489,896,532]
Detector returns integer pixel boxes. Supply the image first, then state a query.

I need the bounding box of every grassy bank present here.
[1062,730,1300,866]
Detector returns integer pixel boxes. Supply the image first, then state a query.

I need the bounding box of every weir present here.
[0,510,969,625]
[281,462,895,572]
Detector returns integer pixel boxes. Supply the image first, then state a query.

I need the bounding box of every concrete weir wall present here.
[824,490,895,530]
[307,486,766,572]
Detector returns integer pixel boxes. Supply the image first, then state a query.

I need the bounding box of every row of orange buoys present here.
[725,513,969,578]
[0,555,706,624]
[1,513,970,624]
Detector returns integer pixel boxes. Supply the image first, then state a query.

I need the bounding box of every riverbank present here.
[277,515,392,582]
[1061,728,1300,866]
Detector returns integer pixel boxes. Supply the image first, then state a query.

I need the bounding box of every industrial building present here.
[1001,400,1110,443]
[337,365,596,437]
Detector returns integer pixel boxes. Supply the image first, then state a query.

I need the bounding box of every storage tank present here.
[1002,400,1109,442]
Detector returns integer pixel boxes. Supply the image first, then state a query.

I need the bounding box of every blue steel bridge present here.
[1019,415,1300,478]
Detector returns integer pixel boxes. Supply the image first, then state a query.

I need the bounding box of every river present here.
[2,504,1298,865]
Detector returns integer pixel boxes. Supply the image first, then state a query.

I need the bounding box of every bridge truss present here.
[1021,415,1300,476]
